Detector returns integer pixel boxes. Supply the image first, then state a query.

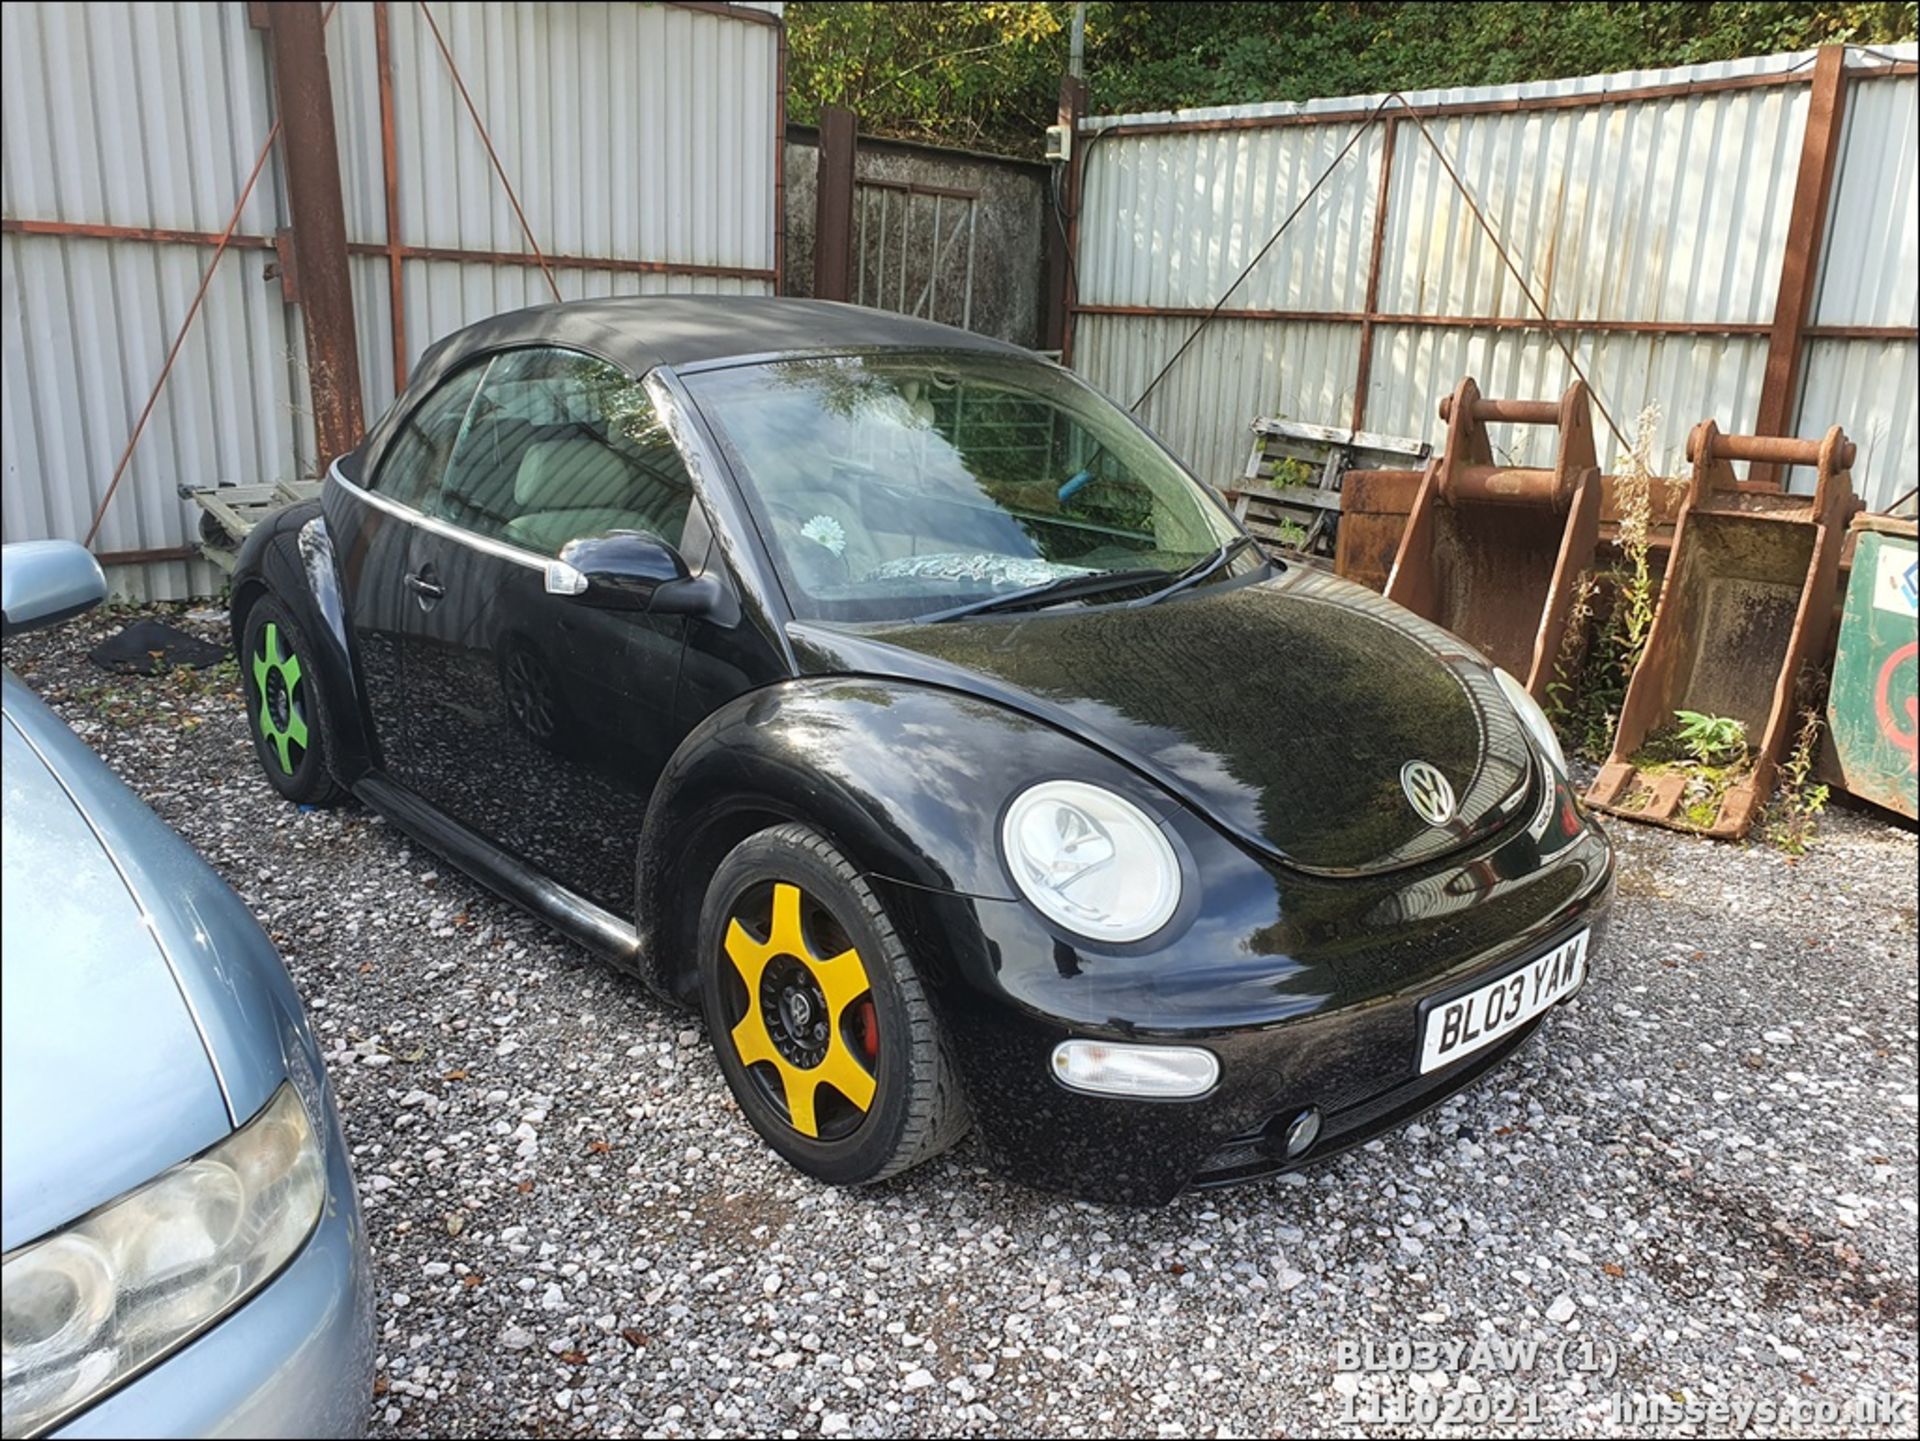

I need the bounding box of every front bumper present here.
[878,774,1614,1205]
[53,1101,374,1439]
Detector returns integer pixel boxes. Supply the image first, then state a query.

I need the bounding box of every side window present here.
[429,348,695,557]
[372,363,486,510]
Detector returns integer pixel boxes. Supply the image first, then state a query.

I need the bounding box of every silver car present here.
[2,542,373,1438]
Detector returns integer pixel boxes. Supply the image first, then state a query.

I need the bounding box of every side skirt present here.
[356,775,642,969]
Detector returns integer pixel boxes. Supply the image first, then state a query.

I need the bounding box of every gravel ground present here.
[6,604,1917,1440]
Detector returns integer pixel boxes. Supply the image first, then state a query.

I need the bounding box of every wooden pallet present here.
[182,480,322,572]
[1225,418,1429,557]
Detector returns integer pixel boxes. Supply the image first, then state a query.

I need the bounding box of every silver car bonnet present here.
[2,671,312,1250]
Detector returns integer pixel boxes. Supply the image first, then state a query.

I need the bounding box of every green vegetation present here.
[1766,706,1831,858]
[1625,709,1753,829]
[1672,709,1749,767]
[788,2,1917,156]
[1273,518,1311,550]
[1548,406,1664,763]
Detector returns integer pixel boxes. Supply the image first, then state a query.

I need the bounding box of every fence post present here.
[1753,44,1849,486]
[814,106,857,301]
[1044,74,1087,358]
[373,1,408,392]
[260,0,364,469]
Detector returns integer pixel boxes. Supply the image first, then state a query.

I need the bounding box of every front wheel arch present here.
[632,677,1156,1006]
[639,796,865,1007]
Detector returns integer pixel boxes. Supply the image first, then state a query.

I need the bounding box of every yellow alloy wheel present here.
[723,881,877,1138]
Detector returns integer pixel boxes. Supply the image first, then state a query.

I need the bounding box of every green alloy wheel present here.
[241,595,345,806]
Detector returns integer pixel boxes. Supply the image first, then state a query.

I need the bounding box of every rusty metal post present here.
[813,106,857,301]
[373,1,408,390]
[261,0,364,468]
[1350,116,1397,431]
[773,16,788,293]
[1044,74,1087,357]
[1752,45,1849,486]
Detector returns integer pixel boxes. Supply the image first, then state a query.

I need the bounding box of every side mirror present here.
[2,541,108,637]
[546,532,719,617]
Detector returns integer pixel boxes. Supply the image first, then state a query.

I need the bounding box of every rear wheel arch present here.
[228,574,271,657]
[228,503,372,787]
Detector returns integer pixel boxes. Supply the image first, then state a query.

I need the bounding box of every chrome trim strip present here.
[1,708,238,1123]
[329,461,549,573]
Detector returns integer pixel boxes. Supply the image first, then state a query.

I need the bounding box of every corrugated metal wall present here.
[2,1,290,599]
[1075,46,1918,513]
[327,0,779,412]
[2,1,782,599]
[1793,70,1919,497]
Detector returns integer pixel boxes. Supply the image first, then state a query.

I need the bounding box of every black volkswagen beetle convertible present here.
[231,297,1611,1203]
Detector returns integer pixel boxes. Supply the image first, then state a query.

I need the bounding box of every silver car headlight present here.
[1001,780,1181,943]
[1,1084,324,1438]
[1494,666,1568,776]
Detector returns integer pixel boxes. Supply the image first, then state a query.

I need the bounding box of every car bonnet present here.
[787,566,1537,876]
[1,688,234,1249]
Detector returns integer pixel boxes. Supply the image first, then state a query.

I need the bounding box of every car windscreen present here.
[683,352,1241,623]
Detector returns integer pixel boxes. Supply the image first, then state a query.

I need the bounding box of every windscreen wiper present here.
[916,566,1172,624]
[1129,535,1261,607]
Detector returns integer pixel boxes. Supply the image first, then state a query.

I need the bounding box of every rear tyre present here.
[241,595,345,807]
[697,823,968,1185]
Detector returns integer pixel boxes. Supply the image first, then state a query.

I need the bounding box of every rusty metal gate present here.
[852,177,980,331]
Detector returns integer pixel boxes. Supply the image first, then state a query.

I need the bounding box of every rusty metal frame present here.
[1082,58,1916,139]
[1349,114,1397,432]
[1753,45,1851,483]
[1069,300,1912,342]
[0,219,780,284]
[262,1,365,469]
[813,106,857,300]
[374,0,408,388]
[773,12,787,293]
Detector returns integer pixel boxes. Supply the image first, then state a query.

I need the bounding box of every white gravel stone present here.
[15,607,1912,1441]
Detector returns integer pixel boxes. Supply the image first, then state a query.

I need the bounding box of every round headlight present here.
[1494,666,1567,775]
[1001,781,1181,943]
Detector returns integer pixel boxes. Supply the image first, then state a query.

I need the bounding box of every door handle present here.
[404,571,445,600]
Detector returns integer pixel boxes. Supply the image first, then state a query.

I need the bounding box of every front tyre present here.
[697,823,968,1186]
[241,595,345,806]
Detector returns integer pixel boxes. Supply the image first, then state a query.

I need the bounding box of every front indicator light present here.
[1,1084,325,1439]
[1050,1040,1219,1099]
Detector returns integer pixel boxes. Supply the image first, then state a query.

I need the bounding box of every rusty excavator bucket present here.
[1586,423,1857,839]
[1384,378,1604,700]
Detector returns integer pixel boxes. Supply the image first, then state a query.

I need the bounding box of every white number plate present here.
[1419,929,1589,1074]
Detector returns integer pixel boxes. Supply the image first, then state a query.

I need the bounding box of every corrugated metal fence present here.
[1071,45,1918,512]
[2,0,783,599]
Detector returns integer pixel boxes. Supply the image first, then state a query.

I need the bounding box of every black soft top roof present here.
[347,296,1033,478]
[420,295,1026,377]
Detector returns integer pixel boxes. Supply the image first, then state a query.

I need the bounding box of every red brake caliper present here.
[855,999,880,1060]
